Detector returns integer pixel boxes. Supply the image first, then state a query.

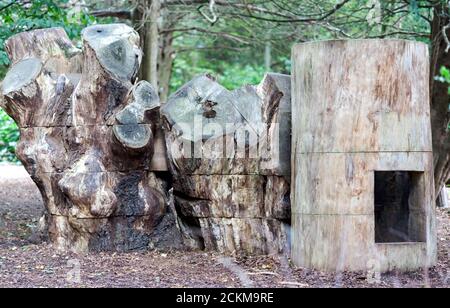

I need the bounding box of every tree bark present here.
[158,11,176,103]
[0,25,181,253]
[430,1,450,198]
[264,40,272,71]
[161,73,292,255]
[139,0,161,90]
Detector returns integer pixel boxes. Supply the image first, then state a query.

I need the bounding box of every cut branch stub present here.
[72,24,142,126]
[113,124,153,151]
[2,58,42,96]
[162,73,292,255]
[82,24,142,81]
[0,25,179,253]
[1,28,80,128]
[162,74,243,143]
[161,73,291,176]
[115,80,160,125]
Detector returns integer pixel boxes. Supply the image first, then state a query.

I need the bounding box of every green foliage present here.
[170,28,291,93]
[438,66,450,95]
[168,0,431,94]
[0,0,95,79]
[0,109,19,162]
[171,56,267,92]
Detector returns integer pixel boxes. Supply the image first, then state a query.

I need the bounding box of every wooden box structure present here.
[291,40,437,272]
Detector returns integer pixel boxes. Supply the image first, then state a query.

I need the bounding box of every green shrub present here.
[171,57,267,93]
[0,108,19,163]
[438,66,450,95]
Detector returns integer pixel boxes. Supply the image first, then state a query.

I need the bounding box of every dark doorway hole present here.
[374,171,426,244]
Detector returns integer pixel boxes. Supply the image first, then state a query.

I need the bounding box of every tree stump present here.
[161,73,291,255]
[0,25,179,253]
[291,40,437,272]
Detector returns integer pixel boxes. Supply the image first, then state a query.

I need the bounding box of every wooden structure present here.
[291,40,437,272]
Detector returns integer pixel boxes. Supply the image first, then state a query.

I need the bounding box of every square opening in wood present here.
[374,171,426,244]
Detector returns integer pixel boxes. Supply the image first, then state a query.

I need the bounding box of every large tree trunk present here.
[0,25,180,253]
[430,1,450,198]
[161,73,292,255]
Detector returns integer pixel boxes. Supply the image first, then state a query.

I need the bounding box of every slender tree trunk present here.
[159,9,186,103]
[264,40,272,71]
[158,30,174,103]
[132,0,145,80]
[134,0,161,90]
[145,0,161,89]
[158,9,178,103]
[430,1,450,198]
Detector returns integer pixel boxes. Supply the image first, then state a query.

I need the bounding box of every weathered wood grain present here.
[163,73,292,255]
[291,40,436,272]
[162,73,291,177]
[292,213,436,272]
[173,175,290,220]
[292,152,434,216]
[292,40,432,154]
[0,25,179,253]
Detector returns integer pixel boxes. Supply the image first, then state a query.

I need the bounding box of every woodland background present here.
[1,0,450,195]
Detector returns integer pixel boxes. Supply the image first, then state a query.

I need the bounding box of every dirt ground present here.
[0,164,449,288]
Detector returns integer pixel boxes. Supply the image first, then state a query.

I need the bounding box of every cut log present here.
[161,73,291,177]
[162,73,291,255]
[4,27,81,67]
[71,24,142,126]
[1,25,179,253]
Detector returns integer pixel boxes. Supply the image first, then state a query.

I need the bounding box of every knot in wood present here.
[202,99,218,119]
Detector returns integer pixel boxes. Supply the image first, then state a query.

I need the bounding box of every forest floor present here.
[0,164,449,288]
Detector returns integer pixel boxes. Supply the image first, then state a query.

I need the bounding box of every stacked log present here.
[161,73,291,255]
[0,25,178,253]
